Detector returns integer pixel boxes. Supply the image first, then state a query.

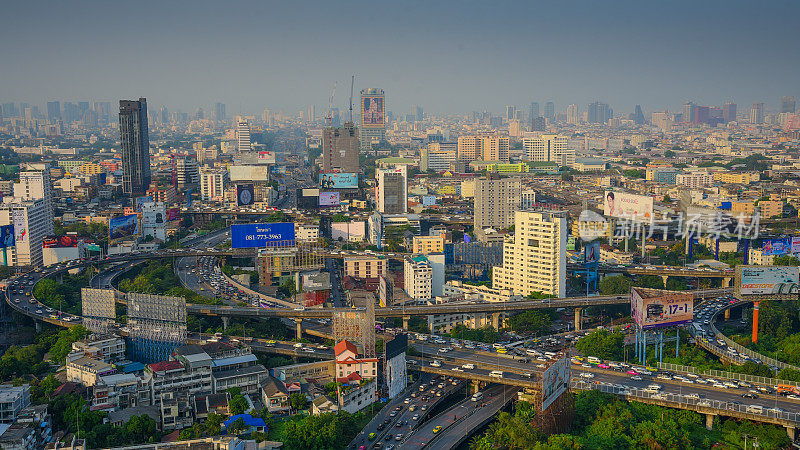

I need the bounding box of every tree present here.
[634,275,665,290]
[623,169,645,179]
[228,394,249,415]
[229,417,247,435]
[507,311,554,335]
[599,275,633,295]
[665,277,688,291]
[575,328,625,360]
[290,393,308,411]
[664,149,676,158]
[773,255,800,266]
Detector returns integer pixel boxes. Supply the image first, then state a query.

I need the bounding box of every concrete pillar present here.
[35,321,41,333]
[722,277,732,288]
[661,275,669,287]
[752,301,760,344]
[295,318,303,340]
[222,316,230,330]
[705,414,715,431]
[470,380,481,395]
[402,315,410,330]
[724,309,730,321]
[574,308,582,331]
[491,312,501,330]
[787,426,796,442]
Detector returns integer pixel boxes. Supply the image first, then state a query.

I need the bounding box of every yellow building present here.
[486,163,529,173]
[712,172,759,184]
[79,162,105,175]
[758,200,783,218]
[730,201,756,217]
[412,235,445,254]
[343,256,387,279]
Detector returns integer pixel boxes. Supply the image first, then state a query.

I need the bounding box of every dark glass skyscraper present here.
[119,98,151,195]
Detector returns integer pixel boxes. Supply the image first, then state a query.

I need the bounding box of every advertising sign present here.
[762,238,791,256]
[142,210,165,227]
[0,225,14,249]
[541,352,571,411]
[109,214,139,241]
[603,190,653,221]
[738,266,800,295]
[12,209,26,244]
[258,151,276,164]
[422,195,436,207]
[237,184,255,206]
[231,222,295,248]
[166,208,180,222]
[319,172,358,189]
[135,196,152,211]
[362,95,385,127]
[631,288,693,329]
[319,192,340,207]
[584,242,599,265]
[43,235,78,248]
[792,237,800,254]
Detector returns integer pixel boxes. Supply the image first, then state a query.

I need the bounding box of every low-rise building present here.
[260,376,290,414]
[0,385,30,424]
[412,235,445,254]
[343,256,387,279]
[66,357,116,387]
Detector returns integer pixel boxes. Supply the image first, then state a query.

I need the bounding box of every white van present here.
[489,370,504,379]
[746,405,763,414]
[471,392,483,402]
[462,363,475,370]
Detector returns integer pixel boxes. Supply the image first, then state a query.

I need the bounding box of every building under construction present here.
[333,290,376,358]
[81,288,117,333]
[256,240,325,286]
[126,293,187,363]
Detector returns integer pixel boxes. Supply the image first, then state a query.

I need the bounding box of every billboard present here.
[631,288,693,329]
[142,210,165,227]
[319,172,358,189]
[762,238,791,256]
[792,237,800,254]
[541,352,571,411]
[603,190,653,221]
[43,235,78,248]
[237,184,255,206]
[231,222,295,248]
[0,225,14,249]
[258,151,276,164]
[12,209,26,244]
[422,195,436,207]
[109,214,139,241]
[166,207,180,222]
[362,94,385,127]
[230,165,269,182]
[319,192,340,207]
[135,196,153,211]
[738,265,800,295]
[584,242,599,265]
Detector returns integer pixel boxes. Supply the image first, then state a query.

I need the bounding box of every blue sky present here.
[1,0,798,116]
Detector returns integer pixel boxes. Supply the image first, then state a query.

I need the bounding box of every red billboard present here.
[362,94,385,127]
[43,235,78,248]
[166,207,180,222]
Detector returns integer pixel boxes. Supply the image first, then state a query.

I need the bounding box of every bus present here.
[777,385,800,396]
[489,370,504,379]
[587,356,601,365]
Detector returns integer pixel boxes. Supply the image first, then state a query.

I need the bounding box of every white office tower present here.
[473,175,521,231]
[522,134,575,167]
[0,199,55,267]
[376,166,408,214]
[492,210,567,298]
[14,169,54,226]
[175,157,200,189]
[200,167,229,202]
[237,119,251,153]
[404,255,432,301]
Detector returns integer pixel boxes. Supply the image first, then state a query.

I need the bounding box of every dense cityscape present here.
[1,2,800,450]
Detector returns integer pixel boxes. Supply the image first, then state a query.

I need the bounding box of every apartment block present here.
[473,175,521,231]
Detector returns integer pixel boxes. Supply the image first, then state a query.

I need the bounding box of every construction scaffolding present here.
[257,240,325,284]
[126,293,187,363]
[81,288,117,333]
[333,290,376,357]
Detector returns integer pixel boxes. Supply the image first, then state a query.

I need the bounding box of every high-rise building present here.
[632,105,645,125]
[693,106,710,125]
[0,199,55,268]
[456,135,508,163]
[566,104,580,124]
[13,167,54,227]
[682,101,696,123]
[175,156,200,189]
[522,134,574,167]
[376,167,407,214]
[587,101,612,124]
[412,105,423,122]
[322,122,360,173]
[457,135,480,162]
[531,116,546,132]
[473,175,521,231]
[420,142,457,172]
[506,105,516,120]
[781,96,796,114]
[119,98,151,195]
[529,102,539,119]
[750,102,764,124]
[492,210,567,298]
[722,102,737,123]
[544,102,555,120]
[360,88,386,151]
[212,102,226,122]
[200,167,228,202]
[237,119,251,152]
[47,101,61,120]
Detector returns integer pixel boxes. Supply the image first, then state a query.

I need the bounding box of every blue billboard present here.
[0,225,14,249]
[231,223,296,248]
[762,238,791,256]
[109,214,139,241]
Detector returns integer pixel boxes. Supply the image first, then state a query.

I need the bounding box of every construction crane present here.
[348,75,355,123]
[325,81,337,127]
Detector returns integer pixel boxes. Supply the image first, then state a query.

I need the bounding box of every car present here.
[432,426,442,434]
[580,372,594,379]
[377,423,385,431]
[368,433,377,440]
[395,434,403,441]
[384,434,392,441]
[430,360,441,367]
[404,398,411,404]
[630,375,643,381]
[412,414,419,421]
[741,393,758,399]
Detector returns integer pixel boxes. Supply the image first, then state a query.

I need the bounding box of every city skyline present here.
[1,0,798,115]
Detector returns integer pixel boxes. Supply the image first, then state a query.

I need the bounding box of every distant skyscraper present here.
[566,104,580,124]
[237,119,251,152]
[506,105,516,120]
[781,96,796,114]
[531,116,546,131]
[412,105,423,122]
[544,102,555,120]
[682,101,696,123]
[693,106,710,125]
[529,102,539,119]
[119,98,151,195]
[749,103,764,124]
[632,105,645,125]
[46,101,61,120]
[360,88,386,151]
[587,101,612,124]
[722,102,737,123]
[322,122,360,173]
[212,102,225,122]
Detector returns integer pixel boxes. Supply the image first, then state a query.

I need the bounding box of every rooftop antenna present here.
[349,75,355,123]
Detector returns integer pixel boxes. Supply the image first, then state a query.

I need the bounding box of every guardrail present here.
[571,379,800,425]
[657,362,800,389]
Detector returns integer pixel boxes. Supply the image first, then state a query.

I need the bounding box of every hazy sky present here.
[1,0,798,116]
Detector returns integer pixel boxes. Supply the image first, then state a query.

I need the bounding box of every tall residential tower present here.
[119,98,151,195]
